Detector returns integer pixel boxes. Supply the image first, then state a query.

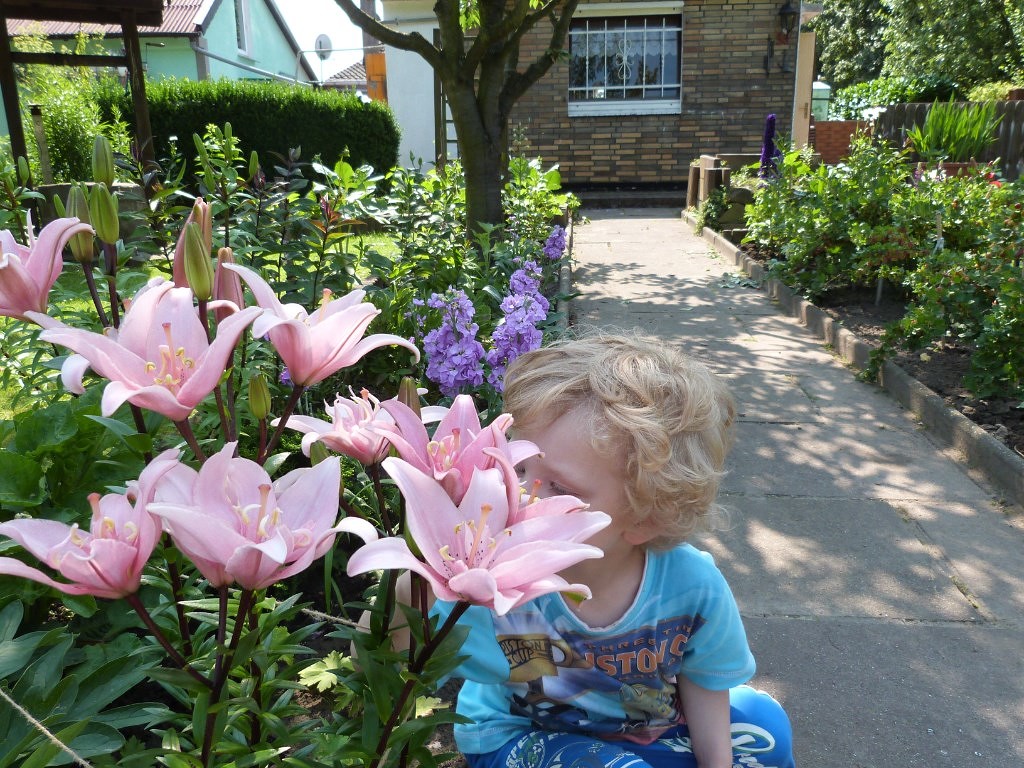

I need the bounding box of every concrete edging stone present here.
[686,213,1024,509]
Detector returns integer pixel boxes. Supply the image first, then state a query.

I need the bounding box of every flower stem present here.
[129,404,153,463]
[257,385,304,464]
[102,241,120,328]
[370,601,470,767]
[201,587,254,765]
[81,263,109,327]
[124,592,212,688]
[369,463,394,532]
[174,418,207,463]
[165,551,194,656]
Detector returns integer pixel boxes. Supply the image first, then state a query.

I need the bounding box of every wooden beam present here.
[121,9,155,168]
[0,1,163,26]
[0,15,26,163]
[11,51,128,67]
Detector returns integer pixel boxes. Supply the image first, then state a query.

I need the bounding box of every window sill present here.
[568,100,681,117]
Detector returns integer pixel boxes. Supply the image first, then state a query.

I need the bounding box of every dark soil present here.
[739,244,1024,458]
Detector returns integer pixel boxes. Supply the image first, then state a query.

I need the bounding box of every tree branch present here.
[501,0,580,109]
[333,0,442,68]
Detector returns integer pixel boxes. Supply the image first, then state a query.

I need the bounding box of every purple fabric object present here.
[759,113,781,179]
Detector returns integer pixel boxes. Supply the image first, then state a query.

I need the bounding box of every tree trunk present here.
[332,0,579,232]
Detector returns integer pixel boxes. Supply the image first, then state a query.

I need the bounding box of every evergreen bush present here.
[94,77,400,176]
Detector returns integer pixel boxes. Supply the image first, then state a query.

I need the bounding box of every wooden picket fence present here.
[873,100,1024,180]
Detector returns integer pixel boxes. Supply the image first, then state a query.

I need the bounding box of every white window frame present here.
[235,0,253,57]
[567,1,684,118]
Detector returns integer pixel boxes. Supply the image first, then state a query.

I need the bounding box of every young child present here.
[431,330,795,768]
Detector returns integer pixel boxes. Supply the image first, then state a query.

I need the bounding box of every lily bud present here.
[183,221,214,300]
[92,135,115,188]
[308,440,330,466]
[65,185,95,264]
[397,377,422,418]
[213,247,245,323]
[88,184,119,245]
[248,150,260,180]
[16,156,31,186]
[248,373,272,421]
[194,198,212,253]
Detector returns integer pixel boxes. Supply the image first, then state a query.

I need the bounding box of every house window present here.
[568,12,682,117]
[235,0,252,55]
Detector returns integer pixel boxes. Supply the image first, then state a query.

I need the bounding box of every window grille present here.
[568,14,681,116]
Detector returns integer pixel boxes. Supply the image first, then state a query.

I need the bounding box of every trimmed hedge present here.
[94,77,400,174]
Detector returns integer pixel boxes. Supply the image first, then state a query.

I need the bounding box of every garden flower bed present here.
[730,134,1024,462]
[0,128,582,766]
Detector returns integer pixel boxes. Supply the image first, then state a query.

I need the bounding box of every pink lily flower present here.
[375,394,539,505]
[148,442,378,590]
[0,216,93,320]
[224,262,419,386]
[29,278,261,421]
[277,388,397,465]
[347,457,610,615]
[0,450,180,598]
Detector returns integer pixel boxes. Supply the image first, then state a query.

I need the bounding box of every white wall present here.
[380,0,437,166]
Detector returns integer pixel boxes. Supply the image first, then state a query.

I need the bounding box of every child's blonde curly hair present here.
[502,330,736,550]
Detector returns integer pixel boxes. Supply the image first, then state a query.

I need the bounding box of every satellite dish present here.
[314,34,332,61]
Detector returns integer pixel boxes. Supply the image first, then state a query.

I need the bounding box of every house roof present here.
[5,0,317,80]
[5,0,200,36]
[0,0,164,27]
[326,59,366,86]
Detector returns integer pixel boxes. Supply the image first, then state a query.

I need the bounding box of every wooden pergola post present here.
[0,0,164,167]
[0,14,27,162]
[121,10,155,167]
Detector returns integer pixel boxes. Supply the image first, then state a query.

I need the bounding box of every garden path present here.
[569,207,1024,768]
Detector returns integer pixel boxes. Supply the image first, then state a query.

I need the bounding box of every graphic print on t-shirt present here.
[494,608,707,744]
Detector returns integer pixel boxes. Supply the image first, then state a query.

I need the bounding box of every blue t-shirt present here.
[432,543,755,754]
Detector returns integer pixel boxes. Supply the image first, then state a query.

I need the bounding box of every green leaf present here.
[13,403,78,455]
[0,452,44,506]
[59,593,98,619]
[18,719,89,768]
[0,602,24,642]
[263,452,292,476]
[298,650,352,692]
[83,414,137,437]
[0,627,66,682]
[222,747,291,767]
[157,754,204,768]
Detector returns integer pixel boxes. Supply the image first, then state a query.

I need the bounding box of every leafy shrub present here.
[966,81,1024,101]
[906,99,1002,162]
[745,129,1024,399]
[93,76,400,178]
[829,75,957,120]
[12,33,131,183]
[745,136,912,298]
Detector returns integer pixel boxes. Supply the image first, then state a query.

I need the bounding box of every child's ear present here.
[623,520,658,546]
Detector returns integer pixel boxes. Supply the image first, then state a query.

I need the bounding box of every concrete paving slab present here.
[725,421,991,503]
[697,496,983,623]
[897,499,1024,623]
[718,369,827,425]
[746,618,1024,768]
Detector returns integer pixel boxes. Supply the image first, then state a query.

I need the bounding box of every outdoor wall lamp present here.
[764,1,799,75]
[778,1,799,42]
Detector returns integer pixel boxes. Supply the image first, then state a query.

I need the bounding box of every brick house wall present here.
[510,0,798,187]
